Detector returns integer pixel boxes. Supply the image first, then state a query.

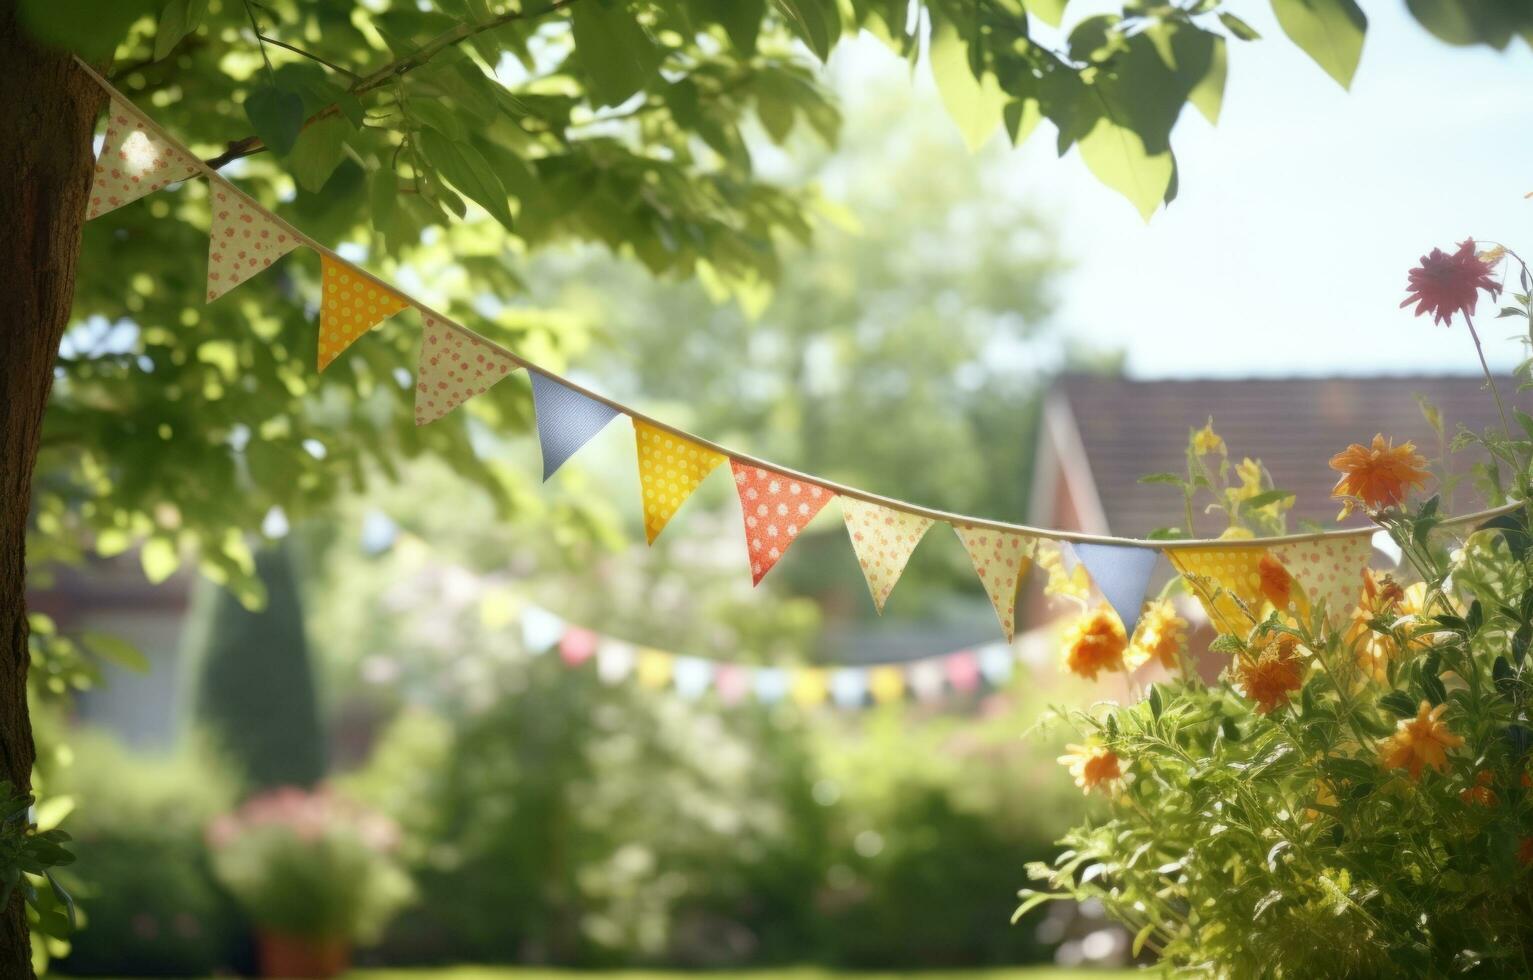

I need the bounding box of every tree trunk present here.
[0,6,103,974]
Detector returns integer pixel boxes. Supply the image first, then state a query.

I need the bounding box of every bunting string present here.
[73,59,1524,642]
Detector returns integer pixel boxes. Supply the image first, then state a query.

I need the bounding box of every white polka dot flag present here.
[729,461,834,585]
[317,254,410,370]
[414,314,518,424]
[205,178,300,302]
[633,420,727,544]
[87,98,201,220]
[1273,535,1374,625]
[841,497,933,613]
[953,524,1036,642]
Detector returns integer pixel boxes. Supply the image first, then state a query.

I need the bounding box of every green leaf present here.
[930,26,1006,153]
[695,0,765,55]
[1270,0,1368,89]
[1218,11,1263,40]
[772,0,835,61]
[1003,97,1044,148]
[153,0,206,60]
[1378,690,1418,717]
[18,0,158,60]
[418,130,515,232]
[1022,0,1070,28]
[1076,115,1173,221]
[82,630,148,672]
[1138,472,1184,485]
[1186,32,1227,125]
[290,115,350,193]
[571,0,662,107]
[1241,489,1295,510]
[244,84,306,158]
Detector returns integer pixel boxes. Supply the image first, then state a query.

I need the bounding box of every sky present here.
[831,3,1533,380]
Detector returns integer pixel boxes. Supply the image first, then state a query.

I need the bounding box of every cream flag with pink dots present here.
[953,524,1035,641]
[87,98,201,220]
[414,315,519,424]
[634,420,727,543]
[730,461,834,585]
[1273,535,1375,624]
[842,498,933,613]
[205,179,300,302]
[317,254,411,370]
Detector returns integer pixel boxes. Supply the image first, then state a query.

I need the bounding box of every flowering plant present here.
[1022,242,1533,975]
[206,786,412,943]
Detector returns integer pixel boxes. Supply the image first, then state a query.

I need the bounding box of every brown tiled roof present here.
[1054,374,1523,537]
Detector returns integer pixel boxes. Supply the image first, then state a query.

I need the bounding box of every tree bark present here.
[0,6,103,974]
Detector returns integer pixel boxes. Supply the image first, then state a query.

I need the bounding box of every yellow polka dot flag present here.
[1167,546,1269,632]
[842,497,933,613]
[634,420,727,544]
[1273,535,1374,624]
[953,524,1035,642]
[318,255,411,371]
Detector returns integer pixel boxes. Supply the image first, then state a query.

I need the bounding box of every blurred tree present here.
[1,0,1526,968]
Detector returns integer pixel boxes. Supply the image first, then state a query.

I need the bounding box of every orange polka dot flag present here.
[633,420,727,544]
[317,255,412,370]
[730,461,835,585]
[87,99,201,220]
[206,180,301,302]
[953,524,1035,641]
[841,497,933,613]
[414,314,519,425]
[1167,546,1271,633]
[1273,535,1375,625]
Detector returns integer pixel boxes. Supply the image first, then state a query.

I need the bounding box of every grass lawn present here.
[355,968,1143,979]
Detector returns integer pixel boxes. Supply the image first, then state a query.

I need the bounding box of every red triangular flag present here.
[730,461,834,585]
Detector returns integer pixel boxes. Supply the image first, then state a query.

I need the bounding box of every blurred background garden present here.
[15,0,1532,975]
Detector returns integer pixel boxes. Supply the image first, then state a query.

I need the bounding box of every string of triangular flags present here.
[78,67,1517,643]
[519,605,1019,708]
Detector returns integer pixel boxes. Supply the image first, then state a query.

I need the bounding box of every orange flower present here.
[1234,633,1305,714]
[1129,599,1188,671]
[1520,837,1533,867]
[1348,570,1409,680]
[1257,553,1294,608]
[1379,701,1464,780]
[1059,743,1123,795]
[1062,605,1128,680]
[1460,770,1497,807]
[1330,434,1430,517]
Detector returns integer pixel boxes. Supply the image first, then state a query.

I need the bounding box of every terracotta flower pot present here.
[256,931,351,979]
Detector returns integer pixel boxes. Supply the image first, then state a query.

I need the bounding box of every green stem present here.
[1463,311,1512,438]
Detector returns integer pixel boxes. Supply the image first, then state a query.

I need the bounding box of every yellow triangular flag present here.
[842,498,933,613]
[953,524,1035,642]
[1167,545,1271,632]
[868,665,906,704]
[634,420,726,544]
[636,648,673,689]
[317,255,411,371]
[790,667,828,707]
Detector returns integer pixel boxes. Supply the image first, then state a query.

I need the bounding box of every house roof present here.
[1047,374,1521,538]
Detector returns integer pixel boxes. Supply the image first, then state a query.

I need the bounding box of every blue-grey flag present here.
[530,370,620,481]
[1071,542,1161,637]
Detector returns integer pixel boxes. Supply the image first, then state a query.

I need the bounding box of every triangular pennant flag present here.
[753,667,789,704]
[1072,542,1161,637]
[317,255,410,370]
[830,668,868,708]
[1166,545,1271,632]
[529,371,620,480]
[87,99,201,220]
[636,649,673,690]
[953,524,1035,641]
[945,651,980,693]
[1273,535,1375,624]
[715,664,751,706]
[595,640,636,684]
[790,667,828,707]
[673,657,714,699]
[908,659,946,702]
[841,498,933,613]
[520,606,564,653]
[977,644,1015,686]
[634,420,726,544]
[731,461,834,585]
[868,665,906,704]
[205,180,300,302]
[414,314,518,424]
[559,627,597,667]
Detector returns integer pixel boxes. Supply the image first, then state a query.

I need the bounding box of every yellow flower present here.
[1379,701,1464,780]
[1233,632,1305,714]
[1058,743,1123,795]
[1192,418,1225,456]
[1347,571,1417,681]
[1478,244,1507,265]
[1329,434,1431,519]
[1037,541,1091,601]
[1062,605,1128,680]
[1128,599,1188,671]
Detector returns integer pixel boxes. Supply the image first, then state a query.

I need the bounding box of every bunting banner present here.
[731,462,834,585]
[72,66,1518,649]
[1273,536,1375,624]
[868,665,906,703]
[205,178,301,302]
[595,639,636,684]
[529,370,620,481]
[317,254,411,371]
[1072,542,1161,636]
[842,498,933,613]
[636,648,673,689]
[88,98,202,220]
[634,421,727,544]
[953,524,1035,641]
[414,314,520,425]
[792,667,829,707]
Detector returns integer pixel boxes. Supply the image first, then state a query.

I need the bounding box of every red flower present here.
[1400,239,1501,326]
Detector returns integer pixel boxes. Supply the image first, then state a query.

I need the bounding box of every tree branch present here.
[205,0,582,169]
[257,34,359,80]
